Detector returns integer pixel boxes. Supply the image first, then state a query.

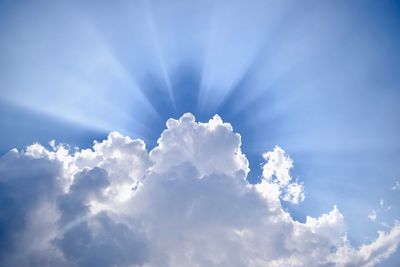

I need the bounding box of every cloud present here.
[256,146,304,204]
[368,210,377,222]
[0,113,399,267]
[150,113,249,178]
[368,200,394,224]
[330,225,400,267]
[393,180,400,191]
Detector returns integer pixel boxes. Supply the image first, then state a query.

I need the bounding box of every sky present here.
[0,0,400,266]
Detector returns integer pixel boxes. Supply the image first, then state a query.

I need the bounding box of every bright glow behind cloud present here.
[0,114,398,267]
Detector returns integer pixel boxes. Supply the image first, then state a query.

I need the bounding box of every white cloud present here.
[330,224,400,267]
[392,180,400,191]
[0,113,399,267]
[150,113,249,178]
[368,210,377,222]
[368,199,394,224]
[256,146,304,204]
[379,199,392,212]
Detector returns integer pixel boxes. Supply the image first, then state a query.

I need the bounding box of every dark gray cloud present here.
[57,211,148,267]
[0,150,63,266]
[56,167,149,267]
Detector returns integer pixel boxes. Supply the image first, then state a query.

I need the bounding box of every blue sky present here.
[1,0,400,265]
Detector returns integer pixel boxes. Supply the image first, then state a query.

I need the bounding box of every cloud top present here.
[0,113,399,267]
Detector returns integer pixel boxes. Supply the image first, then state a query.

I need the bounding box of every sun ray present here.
[143,1,177,112]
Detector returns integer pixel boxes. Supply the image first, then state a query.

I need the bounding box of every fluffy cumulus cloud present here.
[0,113,399,267]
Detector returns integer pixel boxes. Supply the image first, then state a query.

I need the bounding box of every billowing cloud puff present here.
[0,113,399,267]
[256,146,304,205]
[151,113,248,178]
